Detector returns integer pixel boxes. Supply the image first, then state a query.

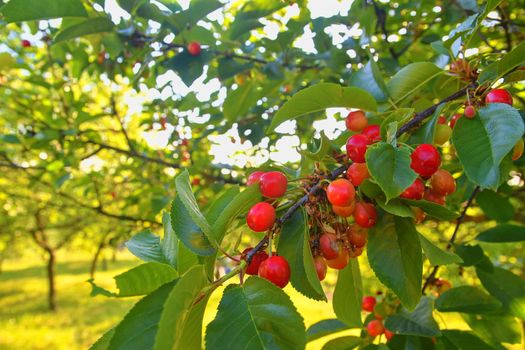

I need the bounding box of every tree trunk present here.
[111,248,117,263]
[89,240,106,279]
[46,248,57,311]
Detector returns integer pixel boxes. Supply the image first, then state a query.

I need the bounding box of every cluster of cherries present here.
[362,295,395,340]
[243,170,291,288]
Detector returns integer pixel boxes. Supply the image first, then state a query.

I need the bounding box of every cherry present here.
[246,202,275,232]
[353,202,377,228]
[362,295,377,312]
[410,144,441,178]
[434,123,452,146]
[314,256,327,281]
[346,134,371,163]
[187,41,201,56]
[326,249,349,270]
[361,124,381,143]
[449,113,461,128]
[181,139,189,147]
[400,178,425,200]
[21,39,31,48]
[326,179,355,207]
[384,329,394,341]
[242,247,268,275]
[366,319,385,337]
[512,139,524,161]
[345,110,368,132]
[348,225,368,248]
[430,169,456,196]
[320,233,343,260]
[435,278,452,294]
[346,163,370,186]
[191,177,201,186]
[423,188,446,205]
[464,105,476,118]
[437,115,446,124]
[485,88,512,105]
[349,246,364,257]
[258,255,290,288]
[247,171,265,186]
[332,203,355,217]
[411,207,426,224]
[259,171,287,198]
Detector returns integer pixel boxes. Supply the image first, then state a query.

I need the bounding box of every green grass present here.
[0,251,488,350]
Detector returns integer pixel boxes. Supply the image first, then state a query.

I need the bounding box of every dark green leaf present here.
[333,259,363,327]
[418,233,463,265]
[385,297,441,337]
[268,83,377,132]
[452,103,524,189]
[463,313,521,345]
[476,190,514,222]
[306,319,350,342]
[479,41,525,83]
[321,336,363,350]
[376,198,415,218]
[380,108,414,141]
[401,199,459,220]
[205,277,306,350]
[476,224,525,243]
[386,62,443,103]
[435,286,502,313]
[409,103,446,145]
[454,244,492,268]
[161,212,178,267]
[349,60,389,102]
[441,330,496,350]
[114,263,178,297]
[88,328,115,350]
[53,17,114,44]
[164,51,212,87]
[277,208,326,301]
[368,217,422,310]
[365,143,417,202]
[166,0,223,33]
[126,230,170,265]
[0,0,87,22]
[223,83,259,122]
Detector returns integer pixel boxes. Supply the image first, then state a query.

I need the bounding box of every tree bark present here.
[89,239,106,279]
[46,248,57,311]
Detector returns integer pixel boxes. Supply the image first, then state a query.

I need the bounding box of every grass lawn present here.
[0,251,488,350]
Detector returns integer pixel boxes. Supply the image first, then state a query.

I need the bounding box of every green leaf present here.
[153,265,208,350]
[223,83,259,122]
[409,103,446,145]
[268,83,377,132]
[161,212,178,267]
[349,60,389,102]
[0,0,87,22]
[401,199,459,220]
[376,198,414,218]
[164,51,212,87]
[301,132,333,162]
[53,17,114,44]
[476,266,525,320]
[479,41,525,83]
[205,277,306,350]
[476,190,514,222]
[171,195,215,256]
[333,259,363,327]
[114,263,178,297]
[463,313,522,345]
[386,62,443,103]
[306,319,350,342]
[277,208,326,301]
[365,143,417,202]
[452,103,524,189]
[108,281,176,350]
[88,328,115,350]
[380,108,414,141]
[441,330,496,350]
[125,230,170,265]
[385,297,441,337]
[368,216,422,310]
[321,336,363,350]
[476,224,525,242]
[454,244,492,268]
[167,0,223,33]
[418,233,463,265]
[435,286,502,314]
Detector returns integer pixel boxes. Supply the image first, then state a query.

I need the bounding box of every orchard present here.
[0,1,525,350]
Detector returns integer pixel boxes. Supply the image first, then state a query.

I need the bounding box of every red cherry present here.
[464,105,476,118]
[485,88,512,105]
[191,177,201,186]
[181,139,189,146]
[332,203,355,217]
[348,225,368,248]
[21,39,31,48]
[247,171,265,186]
[361,124,381,143]
[258,255,290,288]
[384,329,394,341]
[259,171,287,198]
[424,188,446,205]
[326,249,349,270]
[410,144,441,178]
[362,295,377,312]
[346,163,370,186]
[366,319,385,337]
[513,139,524,161]
[346,134,371,163]
[353,202,377,228]
[246,202,275,232]
[412,207,426,224]
[430,169,456,196]
[437,115,446,124]
[187,41,201,56]
[326,179,355,206]
[449,113,461,128]
[400,178,425,200]
[242,248,268,275]
[314,256,327,281]
[319,233,342,260]
[345,110,368,132]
